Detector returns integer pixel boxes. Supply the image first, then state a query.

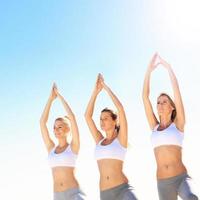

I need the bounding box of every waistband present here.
[157,172,189,184]
[100,182,131,193]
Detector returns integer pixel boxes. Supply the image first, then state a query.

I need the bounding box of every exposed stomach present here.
[154,145,187,179]
[51,167,79,192]
[97,159,128,191]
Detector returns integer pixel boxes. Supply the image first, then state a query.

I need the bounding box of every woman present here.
[40,83,85,200]
[142,53,198,200]
[85,74,137,200]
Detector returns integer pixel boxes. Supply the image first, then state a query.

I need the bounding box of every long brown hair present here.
[101,108,120,133]
[158,93,177,122]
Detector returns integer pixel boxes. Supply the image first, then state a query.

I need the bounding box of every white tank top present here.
[94,138,127,161]
[48,145,78,168]
[151,123,184,149]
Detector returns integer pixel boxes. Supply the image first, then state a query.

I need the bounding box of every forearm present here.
[71,119,80,145]
[58,94,74,118]
[166,66,181,96]
[143,69,152,99]
[40,98,53,123]
[85,90,98,117]
[104,85,123,111]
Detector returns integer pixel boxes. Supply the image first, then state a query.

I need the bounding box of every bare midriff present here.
[51,167,79,192]
[97,159,128,191]
[154,145,187,179]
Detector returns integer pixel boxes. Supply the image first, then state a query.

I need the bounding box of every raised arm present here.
[84,74,104,144]
[142,53,159,130]
[100,74,127,147]
[158,55,185,131]
[54,85,80,154]
[40,84,56,153]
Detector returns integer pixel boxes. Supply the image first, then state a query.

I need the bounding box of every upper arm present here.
[117,107,128,147]
[142,96,159,130]
[170,73,185,131]
[166,66,185,131]
[40,121,55,152]
[174,92,185,132]
[69,115,80,154]
[84,115,103,144]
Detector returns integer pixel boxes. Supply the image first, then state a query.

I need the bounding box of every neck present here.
[105,129,117,140]
[58,138,67,148]
[159,116,172,127]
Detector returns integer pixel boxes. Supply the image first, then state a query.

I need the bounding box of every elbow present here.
[182,118,186,126]
[142,88,149,99]
[39,118,46,126]
[68,113,75,120]
[142,90,146,98]
[142,93,149,101]
[84,112,89,119]
[118,104,124,113]
[142,95,146,102]
[84,112,92,120]
[39,118,43,124]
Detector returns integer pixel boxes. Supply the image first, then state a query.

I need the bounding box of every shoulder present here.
[152,123,159,131]
[48,144,55,154]
[174,119,184,133]
[69,143,79,155]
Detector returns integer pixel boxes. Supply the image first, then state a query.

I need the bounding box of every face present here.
[100,112,116,132]
[157,95,174,117]
[53,120,70,138]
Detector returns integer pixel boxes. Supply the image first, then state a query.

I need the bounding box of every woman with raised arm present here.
[85,74,137,200]
[40,83,85,200]
[142,53,198,200]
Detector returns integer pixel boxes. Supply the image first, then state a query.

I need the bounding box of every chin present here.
[102,128,108,132]
[55,133,61,138]
[158,110,164,115]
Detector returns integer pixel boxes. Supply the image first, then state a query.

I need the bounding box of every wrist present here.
[48,97,54,103]
[93,88,100,95]
[165,64,172,70]
[103,84,109,91]
[147,67,153,74]
[57,93,62,99]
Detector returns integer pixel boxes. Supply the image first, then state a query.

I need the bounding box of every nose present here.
[157,104,164,110]
[158,102,164,106]
[101,121,105,126]
[54,127,60,132]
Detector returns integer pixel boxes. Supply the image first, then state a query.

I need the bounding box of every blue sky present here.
[0,1,200,199]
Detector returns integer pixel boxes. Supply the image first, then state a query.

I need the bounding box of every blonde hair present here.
[55,116,69,126]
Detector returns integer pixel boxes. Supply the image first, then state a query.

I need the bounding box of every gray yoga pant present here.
[157,173,198,200]
[54,188,85,200]
[100,183,138,200]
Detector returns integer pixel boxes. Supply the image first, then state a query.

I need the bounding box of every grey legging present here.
[157,173,198,200]
[54,188,85,200]
[100,183,138,200]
